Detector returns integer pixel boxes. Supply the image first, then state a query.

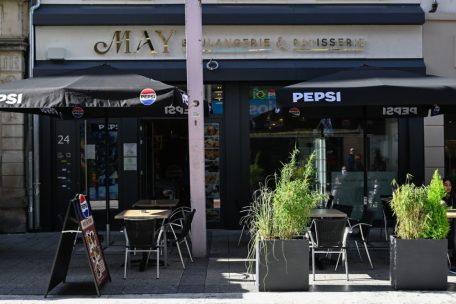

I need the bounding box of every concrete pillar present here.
[185,0,207,257]
[0,0,28,233]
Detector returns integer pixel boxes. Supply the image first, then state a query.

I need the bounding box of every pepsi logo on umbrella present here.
[72,105,84,119]
[140,88,157,106]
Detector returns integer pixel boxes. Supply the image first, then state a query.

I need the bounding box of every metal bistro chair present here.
[308,218,350,281]
[381,198,396,241]
[123,218,164,279]
[165,209,196,269]
[168,206,192,227]
[347,209,375,269]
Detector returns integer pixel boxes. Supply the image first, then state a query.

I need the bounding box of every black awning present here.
[277,67,456,113]
[0,64,188,119]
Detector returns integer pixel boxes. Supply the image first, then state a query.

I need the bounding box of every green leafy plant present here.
[273,150,323,239]
[390,170,449,240]
[241,149,326,275]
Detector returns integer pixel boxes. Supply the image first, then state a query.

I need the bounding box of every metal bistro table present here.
[132,199,179,209]
[310,208,347,219]
[114,209,172,269]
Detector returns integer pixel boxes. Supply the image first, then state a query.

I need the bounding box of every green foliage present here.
[272,149,323,239]
[244,179,275,242]
[390,170,449,240]
[241,179,275,275]
[423,170,449,239]
[241,149,326,274]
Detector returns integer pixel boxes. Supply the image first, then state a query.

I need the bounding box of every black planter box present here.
[390,236,448,290]
[256,239,309,291]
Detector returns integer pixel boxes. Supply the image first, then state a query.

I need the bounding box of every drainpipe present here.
[27,0,41,230]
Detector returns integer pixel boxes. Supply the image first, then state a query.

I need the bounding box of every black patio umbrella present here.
[0,64,187,119]
[277,67,456,116]
[0,64,188,243]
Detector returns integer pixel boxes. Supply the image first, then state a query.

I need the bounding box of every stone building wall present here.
[0,0,28,232]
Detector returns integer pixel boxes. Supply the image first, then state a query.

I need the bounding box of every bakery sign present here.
[93,29,366,56]
[35,25,421,60]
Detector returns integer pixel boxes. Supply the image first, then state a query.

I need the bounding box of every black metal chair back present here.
[381,199,396,226]
[352,209,375,240]
[177,209,195,242]
[124,219,157,249]
[314,219,347,248]
[360,209,375,238]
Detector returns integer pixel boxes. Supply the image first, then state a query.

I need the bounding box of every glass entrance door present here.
[140,119,189,204]
[80,120,119,210]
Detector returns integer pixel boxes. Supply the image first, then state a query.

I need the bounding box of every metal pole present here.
[29,0,42,230]
[104,113,110,246]
[185,0,207,257]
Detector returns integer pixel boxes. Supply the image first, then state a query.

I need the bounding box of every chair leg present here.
[354,240,363,261]
[335,252,341,271]
[156,249,160,279]
[312,248,316,281]
[123,249,128,279]
[237,225,245,247]
[344,249,349,281]
[176,241,186,269]
[448,253,452,268]
[363,240,374,269]
[145,252,151,269]
[184,238,194,262]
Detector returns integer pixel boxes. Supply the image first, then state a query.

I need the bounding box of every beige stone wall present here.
[0,0,28,232]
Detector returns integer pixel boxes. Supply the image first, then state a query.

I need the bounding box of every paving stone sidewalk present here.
[0,229,455,299]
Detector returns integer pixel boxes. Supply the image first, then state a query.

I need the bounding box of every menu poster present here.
[75,194,110,289]
[80,216,108,285]
[45,195,110,297]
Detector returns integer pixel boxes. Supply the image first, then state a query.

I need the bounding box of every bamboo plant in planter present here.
[390,170,450,290]
[242,149,325,291]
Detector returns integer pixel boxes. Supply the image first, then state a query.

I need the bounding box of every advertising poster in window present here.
[205,123,221,222]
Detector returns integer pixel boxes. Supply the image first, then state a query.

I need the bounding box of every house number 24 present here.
[57,135,70,144]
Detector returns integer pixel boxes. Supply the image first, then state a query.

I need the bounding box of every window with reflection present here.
[249,85,398,221]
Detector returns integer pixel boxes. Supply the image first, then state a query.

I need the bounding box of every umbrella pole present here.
[104,112,110,247]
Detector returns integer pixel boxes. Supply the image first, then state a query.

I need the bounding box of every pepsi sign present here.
[140,88,157,106]
[292,91,341,103]
[289,107,301,117]
[0,93,22,105]
[72,106,84,119]
[79,194,91,219]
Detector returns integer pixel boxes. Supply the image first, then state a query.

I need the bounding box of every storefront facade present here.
[33,0,426,230]
[422,1,456,184]
[0,0,28,233]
